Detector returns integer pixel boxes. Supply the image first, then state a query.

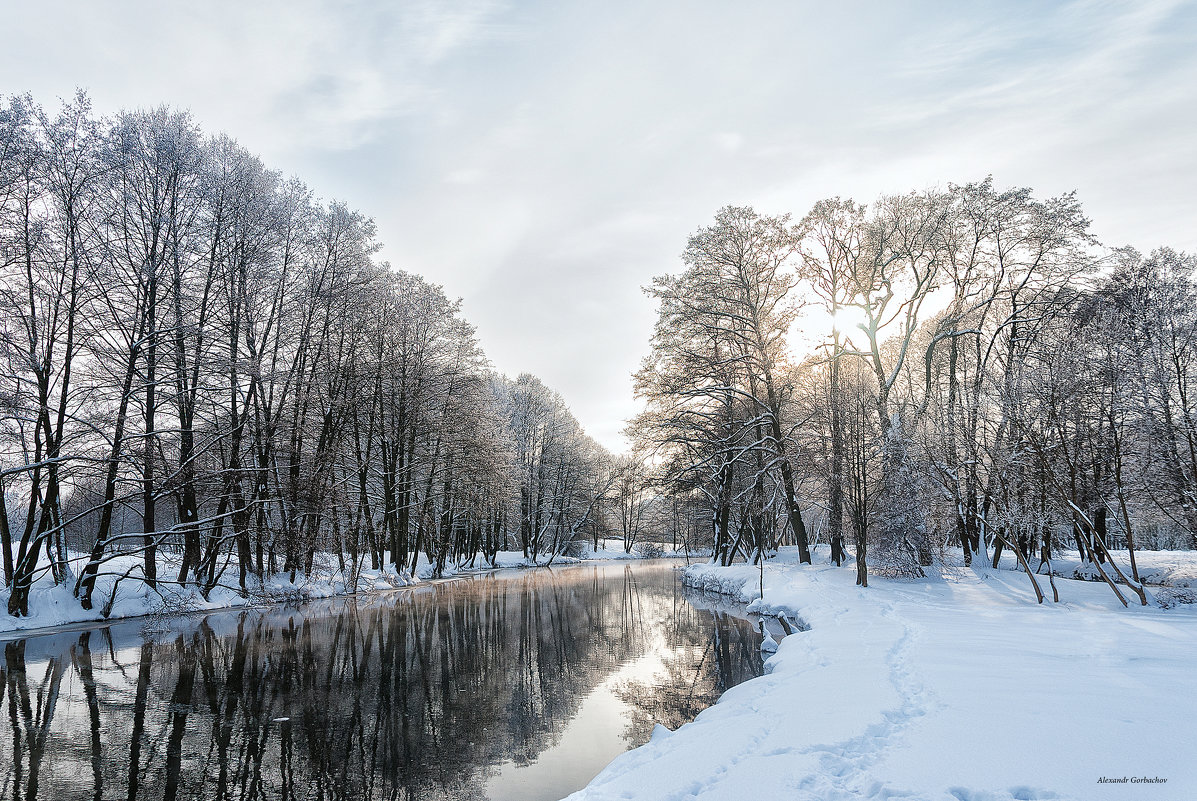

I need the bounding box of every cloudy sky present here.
[4,0,1195,450]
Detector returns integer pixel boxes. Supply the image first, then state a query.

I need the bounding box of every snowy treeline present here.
[633,183,1197,594]
[0,94,614,617]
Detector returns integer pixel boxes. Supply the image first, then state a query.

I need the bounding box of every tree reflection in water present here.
[0,562,763,801]
[613,596,764,744]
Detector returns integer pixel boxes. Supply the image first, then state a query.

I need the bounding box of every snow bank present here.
[0,549,419,637]
[0,546,675,637]
[984,546,1197,589]
[568,548,1197,801]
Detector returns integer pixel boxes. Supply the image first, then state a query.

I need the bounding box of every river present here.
[0,560,764,800]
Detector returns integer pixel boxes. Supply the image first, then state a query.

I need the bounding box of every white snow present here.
[567,547,1197,801]
[0,548,419,637]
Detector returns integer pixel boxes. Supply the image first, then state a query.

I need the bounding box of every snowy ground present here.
[0,540,693,638]
[0,549,414,637]
[568,547,1197,801]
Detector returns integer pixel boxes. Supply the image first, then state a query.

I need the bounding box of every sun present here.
[789,303,870,354]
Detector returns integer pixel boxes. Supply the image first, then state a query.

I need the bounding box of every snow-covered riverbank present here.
[0,541,695,638]
[569,548,1197,801]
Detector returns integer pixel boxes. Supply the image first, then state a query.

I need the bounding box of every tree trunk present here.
[829,340,846,566]
[143,269,158,591]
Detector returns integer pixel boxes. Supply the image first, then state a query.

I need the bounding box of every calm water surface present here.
[0,561,763,800]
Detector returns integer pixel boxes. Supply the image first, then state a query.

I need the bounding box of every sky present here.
[3,0,1196,451]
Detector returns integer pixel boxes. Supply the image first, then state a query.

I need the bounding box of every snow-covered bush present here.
[563,538,590,559]
[635,542,666,559]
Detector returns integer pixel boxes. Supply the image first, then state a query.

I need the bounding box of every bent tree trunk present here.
[764,374,812,563]
[77,349,140,610]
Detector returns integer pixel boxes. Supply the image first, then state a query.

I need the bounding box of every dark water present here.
[0,561,764,800]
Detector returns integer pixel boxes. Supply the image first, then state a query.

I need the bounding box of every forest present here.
[3,91,1196,621]
[0,94,621,619]
[633,192,1197,602]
